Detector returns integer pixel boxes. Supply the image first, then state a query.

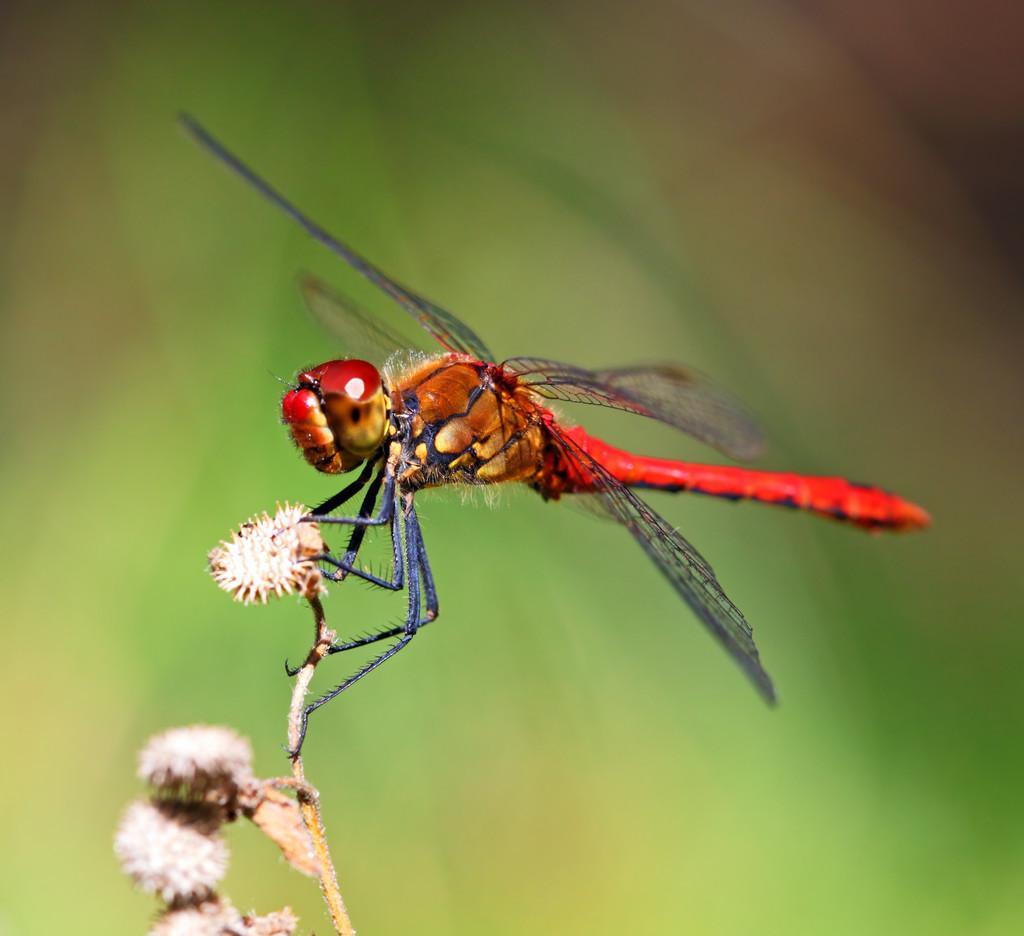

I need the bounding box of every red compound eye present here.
[308,359,381,401]
[281,388,319,426]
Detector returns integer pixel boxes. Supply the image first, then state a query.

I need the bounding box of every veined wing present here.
[505,357,763,461]
[181,114,495,363]
[300,273,424,365]
[548,421,776,703]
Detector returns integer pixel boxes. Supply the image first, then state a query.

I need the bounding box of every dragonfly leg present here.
[309,458,377,516]
[289,495,427,757]
[337,466,387,569]
[405,500,438,621]
[293,459,395,599]
[289,634,414,757]
[306,468,396,529]
[317,466,402,589]
[325,625,406,654]
[284,481,404,676]
[324,498,438,656]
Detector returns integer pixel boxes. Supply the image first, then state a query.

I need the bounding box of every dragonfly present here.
[182,115,930,754]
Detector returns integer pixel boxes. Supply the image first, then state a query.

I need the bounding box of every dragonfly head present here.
[282,359,389,473]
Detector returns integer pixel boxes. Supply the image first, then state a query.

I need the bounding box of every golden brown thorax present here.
[392,357,548,489]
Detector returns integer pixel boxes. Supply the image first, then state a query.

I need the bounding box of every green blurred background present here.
[2,2,1022,933]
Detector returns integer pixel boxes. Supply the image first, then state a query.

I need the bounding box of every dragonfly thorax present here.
[281,358,390,474]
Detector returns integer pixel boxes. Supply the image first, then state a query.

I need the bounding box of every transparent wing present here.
[504,357,763,461]
[181,114,496,362]
[299,273,424,365]
[548,421,776,703]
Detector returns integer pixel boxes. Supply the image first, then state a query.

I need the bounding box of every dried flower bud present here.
[208,504,325,604]
[115,799,228,903]
[139,725,253,798]
[149,897,241,935]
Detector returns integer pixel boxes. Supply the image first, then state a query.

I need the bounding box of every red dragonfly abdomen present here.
[558,427,930,531]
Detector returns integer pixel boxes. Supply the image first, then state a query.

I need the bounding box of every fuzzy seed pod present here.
[115,799,228,903]
[139,725,253,798]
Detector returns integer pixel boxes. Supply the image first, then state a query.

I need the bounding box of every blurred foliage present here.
[1,1,1022,933]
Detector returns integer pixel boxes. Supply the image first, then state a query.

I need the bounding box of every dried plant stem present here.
[287,596,356,936]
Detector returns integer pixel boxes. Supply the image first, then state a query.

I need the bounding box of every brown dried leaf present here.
[247,786,319,877]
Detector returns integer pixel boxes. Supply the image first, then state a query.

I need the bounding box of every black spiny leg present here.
[324,496,438,657]
[317,468,405,592]
[285,463,401,676]
[337,466,387,575]
[303,467,401,591]
[310,458,376,516]
[408,506,438,622]
[307,467,395,529]
[290,493,426,757]
[303,459,402,588]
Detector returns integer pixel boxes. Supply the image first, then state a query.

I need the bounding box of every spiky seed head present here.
[139,725,253,799]
[208,504,325,605]
[114,799,228,903]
